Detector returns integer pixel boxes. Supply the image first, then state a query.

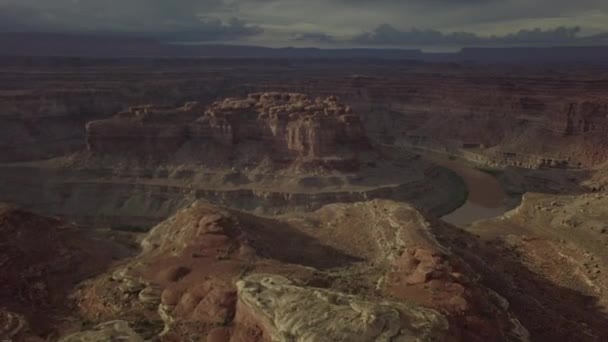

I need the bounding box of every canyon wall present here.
[3,59,608,168]
[86,92,369,165]
[246,71,608,168]
[0,64,248,162]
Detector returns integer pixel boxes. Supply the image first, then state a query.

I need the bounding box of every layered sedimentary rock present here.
[86,92,369,166]
[419,98,608,169]
[0,60,244,162]
[235,274,449,342]
[72,200,526,341]
[245,70,608,168]
[1,90,467,226]
[197,93,366,158]
[14,197,608,341]
[4,59,608,169]
[0,92,468,226]
[0,145,463,226]
[58,321,144,342]
[85,102,204,155]
[0,93,464,227]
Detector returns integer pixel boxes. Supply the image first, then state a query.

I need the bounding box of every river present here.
[435,159,510,226]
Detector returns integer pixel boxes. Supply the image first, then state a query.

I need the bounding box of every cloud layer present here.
[1,0,608,47]
[294,25,608,47]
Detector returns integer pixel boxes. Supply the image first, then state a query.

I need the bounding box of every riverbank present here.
[427,156,513,226]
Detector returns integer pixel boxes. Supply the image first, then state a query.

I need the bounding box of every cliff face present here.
[244,71,608,167]
[86,92,370,165]
[85,102,204,155]
[4,59,608,168]
[0,62,247,162]
[198,93,367,157]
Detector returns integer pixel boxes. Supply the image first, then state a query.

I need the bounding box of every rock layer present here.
[235,274,449,342]
[4,60,608,170]
[72,200,525,341]
[58,321,144,342]
[86,92,369,166]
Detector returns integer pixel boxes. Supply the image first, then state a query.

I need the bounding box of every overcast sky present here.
[2,0,608,49]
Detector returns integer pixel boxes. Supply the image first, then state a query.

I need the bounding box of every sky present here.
[2,0,608,49]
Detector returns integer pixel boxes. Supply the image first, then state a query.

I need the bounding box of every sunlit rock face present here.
[197,93,367,158]
[235,274,449,342]
[58,321,144,342]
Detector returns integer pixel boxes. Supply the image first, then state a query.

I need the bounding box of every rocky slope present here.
[0,204,132,341]
[69,200,527,341]
[458,192,608,341]
[236,274,449,342]
[58,321,144,342]
[7,196,608,341]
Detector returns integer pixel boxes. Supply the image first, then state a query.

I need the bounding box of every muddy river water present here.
[436,159,510,226]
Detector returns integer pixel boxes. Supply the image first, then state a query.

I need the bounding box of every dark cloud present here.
[349,24,608,46]
[292,33,337,44]
[352,24,580,45]
[0,5,55,31]
[1,0,608,46]
[0,1,262,41]
[150,18,263,41]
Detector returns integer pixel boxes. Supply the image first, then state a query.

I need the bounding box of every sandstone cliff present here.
[85,92,370,168]
[5,60,608,169]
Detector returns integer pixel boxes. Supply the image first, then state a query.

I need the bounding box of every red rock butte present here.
[85,92,370,165]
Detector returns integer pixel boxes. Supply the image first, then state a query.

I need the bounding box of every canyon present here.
[2,57,608,341]
[0,91,464,227]
[3,59,608,171]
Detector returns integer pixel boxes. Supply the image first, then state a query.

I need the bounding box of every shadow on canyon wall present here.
[430,217,608,341]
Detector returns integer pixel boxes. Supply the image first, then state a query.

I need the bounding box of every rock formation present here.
[86,92,370,167]
[0,204,131,339]
[4,58,608,342]
[198,93,366,157]
[0,310,36,342]
[71,200,525,341]
[58,321,144,342]
[0,91,470,225]
[235,274,449,342]
[4,59,608,170]
[457,192,608,341]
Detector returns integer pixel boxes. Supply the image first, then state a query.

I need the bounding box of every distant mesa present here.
[86,92,370,169]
